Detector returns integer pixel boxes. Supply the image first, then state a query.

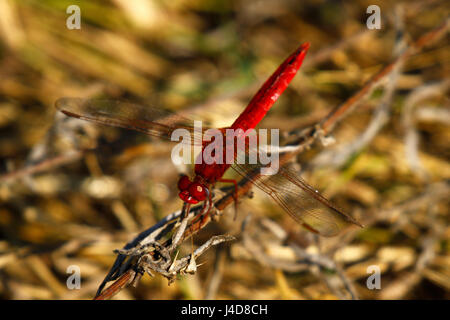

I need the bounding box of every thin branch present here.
[320,18,449,133]
[402,80,450,178]
[313,5,407,168]
[0,150,83,183]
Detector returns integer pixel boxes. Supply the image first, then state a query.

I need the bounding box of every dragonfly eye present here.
[178,175,191,191]
[189,183,207,202]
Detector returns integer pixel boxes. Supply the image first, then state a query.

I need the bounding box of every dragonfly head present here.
[177,175,207,204]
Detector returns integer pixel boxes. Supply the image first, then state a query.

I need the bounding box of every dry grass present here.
[0,0,449,300]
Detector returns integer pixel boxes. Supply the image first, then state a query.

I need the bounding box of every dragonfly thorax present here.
[177,175,208,204]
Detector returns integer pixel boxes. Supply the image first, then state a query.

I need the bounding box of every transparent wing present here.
[55,97,208,145]
[232,159,361,237]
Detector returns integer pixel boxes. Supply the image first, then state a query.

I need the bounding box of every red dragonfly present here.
[56,43,361,237]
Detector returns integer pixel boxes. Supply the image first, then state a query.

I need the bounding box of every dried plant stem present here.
[320,18,449,133]
[0,150,83,183]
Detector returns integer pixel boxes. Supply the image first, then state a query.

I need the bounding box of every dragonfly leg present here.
[198,188,213,226]
[218,178,239,220]
[188,188,212,233]
[181,202,191,219]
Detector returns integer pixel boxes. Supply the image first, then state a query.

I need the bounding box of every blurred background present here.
[0,0,448,299]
